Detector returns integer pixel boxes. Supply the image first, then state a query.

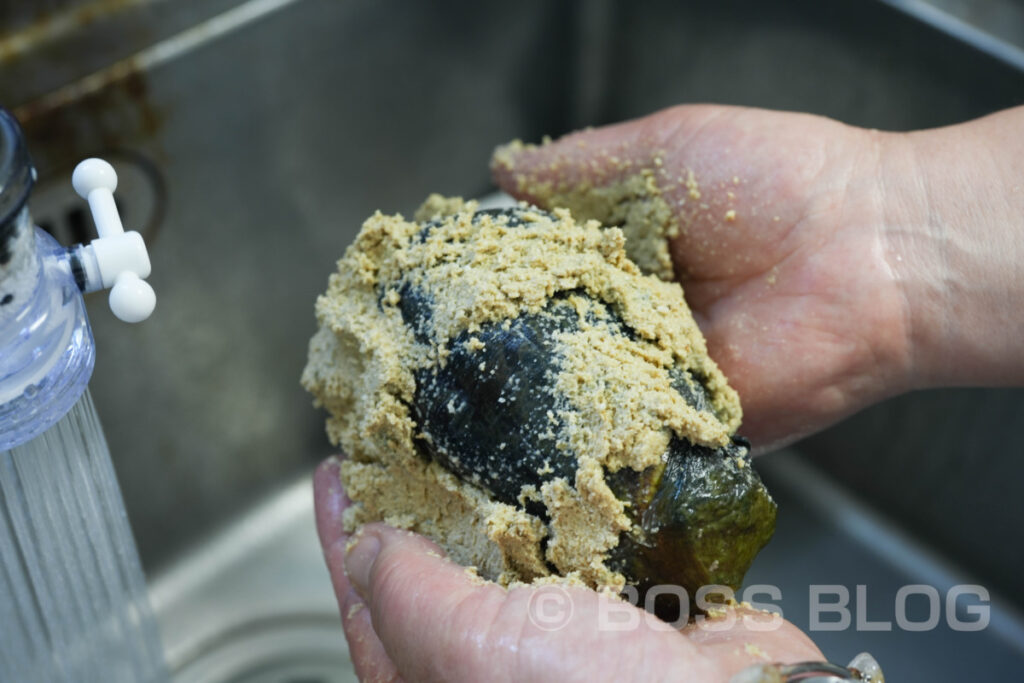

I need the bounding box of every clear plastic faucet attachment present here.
[70,159,156,323]
[1,150,156,448]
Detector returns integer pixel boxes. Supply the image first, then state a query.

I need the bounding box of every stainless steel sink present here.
[3,0,1024,680]
[150,473,355,682]
[752,452,1024,682]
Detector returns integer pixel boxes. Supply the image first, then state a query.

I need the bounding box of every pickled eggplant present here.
[303,198,776,616]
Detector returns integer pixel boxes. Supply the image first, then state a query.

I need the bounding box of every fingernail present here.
[345,530,382,598]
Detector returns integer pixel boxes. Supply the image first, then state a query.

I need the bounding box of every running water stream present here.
[0,390,168,682]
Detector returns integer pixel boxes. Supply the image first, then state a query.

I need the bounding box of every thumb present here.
[490,113,658,205]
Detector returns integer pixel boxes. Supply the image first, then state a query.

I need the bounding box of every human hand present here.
[315,459,823,683]
[493,104,1024,450]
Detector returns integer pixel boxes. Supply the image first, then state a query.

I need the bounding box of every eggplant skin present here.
[605,437,777,620]
[409,293,579,518]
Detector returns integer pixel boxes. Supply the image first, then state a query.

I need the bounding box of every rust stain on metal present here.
[0,0,146,63]
[12,53,166,176]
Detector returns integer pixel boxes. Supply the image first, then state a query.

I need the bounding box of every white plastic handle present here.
[72,158,123,237]
[72,159,156,323]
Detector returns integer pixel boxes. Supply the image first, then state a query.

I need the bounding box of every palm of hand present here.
[494,105,912,450]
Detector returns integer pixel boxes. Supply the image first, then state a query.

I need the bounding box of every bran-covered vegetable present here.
[302,197,775,613]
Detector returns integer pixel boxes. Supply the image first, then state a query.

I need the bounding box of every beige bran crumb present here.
[744,643,771,661]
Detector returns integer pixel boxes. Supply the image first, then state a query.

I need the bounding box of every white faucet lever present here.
[71,158,155,323]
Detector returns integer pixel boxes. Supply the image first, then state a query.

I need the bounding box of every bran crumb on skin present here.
[744,643,771,661]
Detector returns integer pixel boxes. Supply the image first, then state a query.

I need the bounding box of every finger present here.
[314,458,403,681]
[344,522,722,682]
[491,114,657,204]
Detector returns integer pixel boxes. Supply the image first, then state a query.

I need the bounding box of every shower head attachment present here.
[69,158,156,323]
